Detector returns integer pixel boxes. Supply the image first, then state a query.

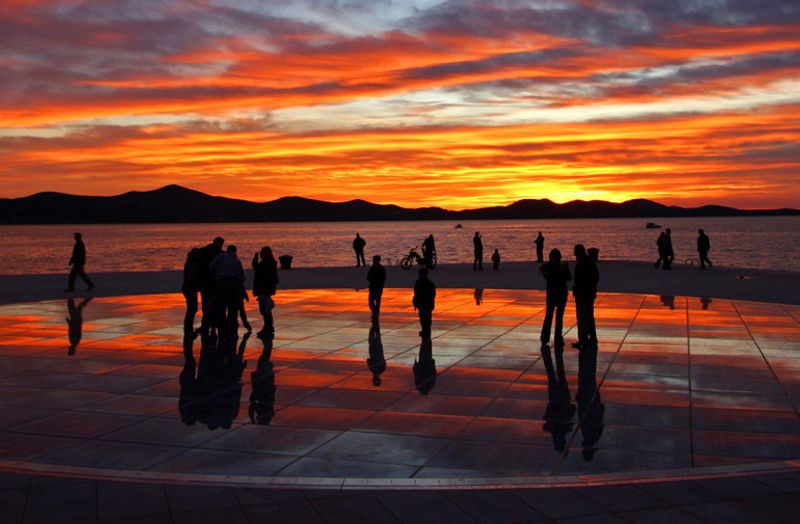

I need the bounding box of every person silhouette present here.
[198,237,224,334]
[353,233,367,267]
[701,297,712,310]
[66,296,92,355]
[535,231,545,263]
[422,234,436,269]
[366,322,386,386]
[182,247,203,335]
[474,288,483,305]
[572,244,599,350]
[662,228,675,270]
[540,248,572,351]
[366,255,386,322]
[179,335,202,426]
[491,248,501,271]
[209,244,245,336]
[660,295,675,309]
[249,332,276,425]
[238,290,252,332]
[413,267,436,339]
[654,231,665,268]
[577,342,604,461]
[697,229,712,269]
[473,232,483,270]
[65,233,94,292]
[413,337,437,395]
[252,246,279,337]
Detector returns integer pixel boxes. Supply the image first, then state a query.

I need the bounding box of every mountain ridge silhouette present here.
[0,185,796,224]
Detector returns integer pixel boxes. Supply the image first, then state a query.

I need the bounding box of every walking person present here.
[572,244,599,350]
[182,247,203,335]
[535,231,545,263]
[662,228,675,270]
[353,233,367,267]
[252,246,279,337]
[65,233,94,292]
[540,248,572,351]
[654,231,665,268]
[413,268,436,340]
[473,232,483,270]
[491,248,501,271]
[366,255,386,322]
[697,229,712,269]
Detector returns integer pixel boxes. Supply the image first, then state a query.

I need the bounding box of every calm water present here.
[2,216,799,275]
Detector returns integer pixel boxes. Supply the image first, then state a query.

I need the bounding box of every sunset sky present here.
[1,0,799,209]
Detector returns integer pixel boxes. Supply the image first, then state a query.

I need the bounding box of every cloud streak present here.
[1,0,799,208]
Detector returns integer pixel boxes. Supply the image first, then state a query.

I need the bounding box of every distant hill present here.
[0,185,797,224]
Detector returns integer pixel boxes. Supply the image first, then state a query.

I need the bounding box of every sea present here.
[1,216,798,275]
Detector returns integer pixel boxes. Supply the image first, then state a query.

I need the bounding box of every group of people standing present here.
[182,237,278,338]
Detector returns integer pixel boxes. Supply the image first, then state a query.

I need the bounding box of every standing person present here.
[209,245,245,336]
[252,246,279,337]
[535,231,545,263]
[654,231,665,268]
[198,237,224,333]
[422,234,436,269]
[353,233,367,267]
[540,248,572,351]
[182,247,203,335]
[366,255,386,321]
[697,229,712,269]
[65,233,94,292]
[413,268,436,339]
[491,248,501,271]
[472,232,483,270]
[238,291,252,332]
[662,228,675,270]
[572,244,599,350]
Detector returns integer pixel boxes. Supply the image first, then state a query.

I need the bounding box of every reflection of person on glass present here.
[577,343,604,461]
[540,248,571,351]
[474,288,483,305]
[572,244,599,350]
[366,255,386,322]
[413,268,436,339]
[179,335,201,426]
[542,326,574,453]
[66,297,92,355]
[249,332,276,425]
[366,322,386,386]
[414,337,436,395]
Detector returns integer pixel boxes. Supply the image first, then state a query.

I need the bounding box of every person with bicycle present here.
[422,234,436,269]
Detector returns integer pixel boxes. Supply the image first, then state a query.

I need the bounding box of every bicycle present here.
[400,247,438,270]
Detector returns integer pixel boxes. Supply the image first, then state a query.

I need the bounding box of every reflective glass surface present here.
[0,289,798,480]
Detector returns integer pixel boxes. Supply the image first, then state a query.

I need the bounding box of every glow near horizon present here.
[1,0,799,209]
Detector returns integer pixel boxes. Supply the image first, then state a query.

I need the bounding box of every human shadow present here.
[576,346,605,461]
[413,337,437,395]
[179,332,249,430]
[249,332,276,425]
[66,297,92,356]
[542,342,575,453]
[366,322,386,386]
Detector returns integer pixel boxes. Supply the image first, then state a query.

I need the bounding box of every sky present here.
[1,0,799,209]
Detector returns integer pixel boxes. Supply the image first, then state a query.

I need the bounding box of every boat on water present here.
[646,222,661,229]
